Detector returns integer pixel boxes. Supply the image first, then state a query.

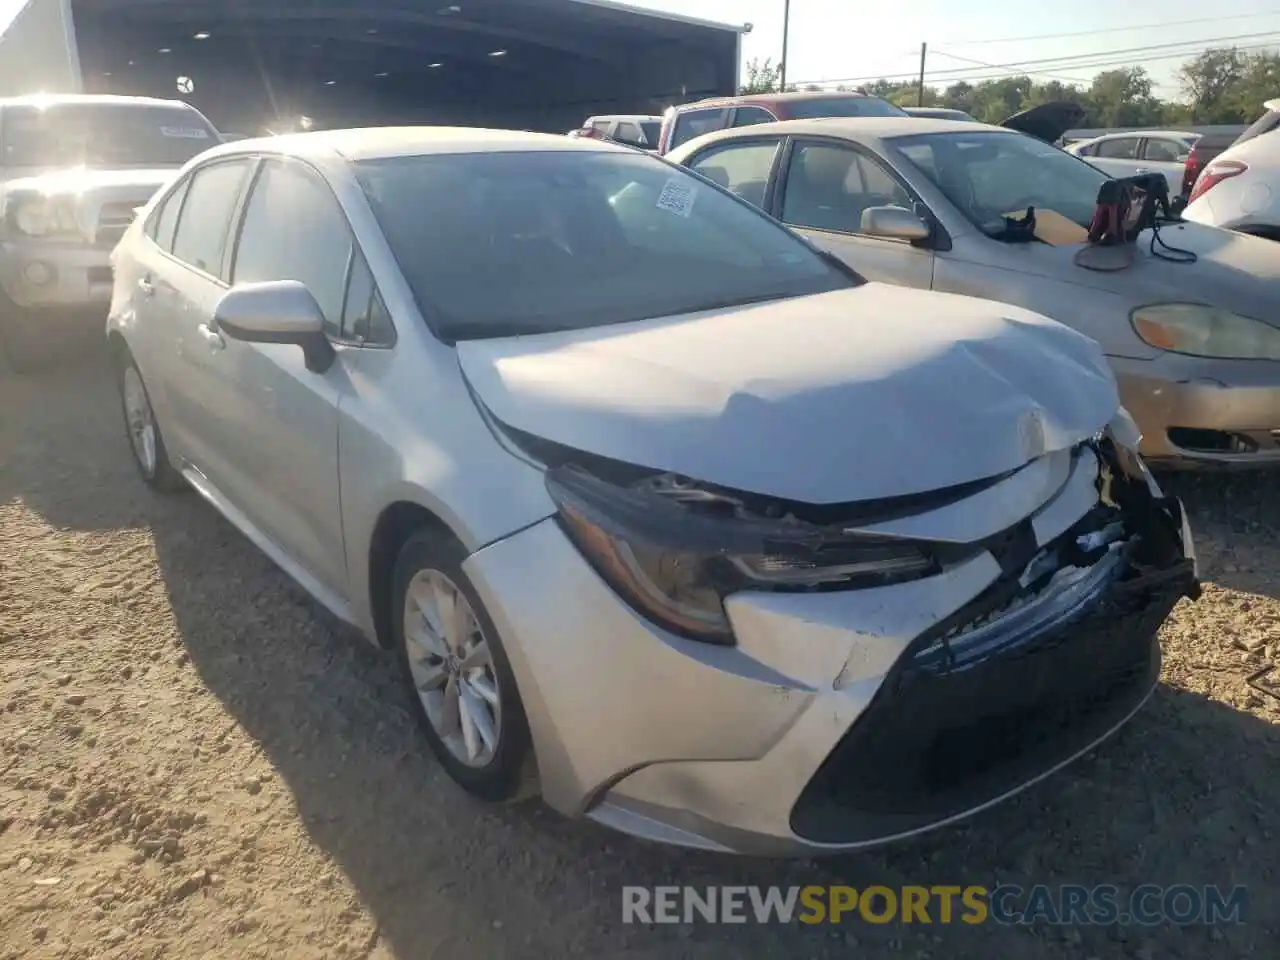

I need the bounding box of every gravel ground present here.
[2,352,1279,960]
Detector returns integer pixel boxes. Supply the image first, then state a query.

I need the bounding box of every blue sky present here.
[4,0,1279,99]
[632,0,1280,97]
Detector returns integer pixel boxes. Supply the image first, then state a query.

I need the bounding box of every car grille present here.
[788,550,1192,845]
[95,202,139,247]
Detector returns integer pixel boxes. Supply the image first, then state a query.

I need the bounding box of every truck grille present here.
[95,202,140,247]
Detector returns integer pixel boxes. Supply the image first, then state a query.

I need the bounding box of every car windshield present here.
[892,130,1109,238]
[786,97,909,119]
[640,121,661,145]
[1,103,218,168]
[355,149,854,340]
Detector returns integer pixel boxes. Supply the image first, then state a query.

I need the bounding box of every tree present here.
[1087,68,1163,126]
[1180,48,1246,121]
[1181,48,1280,122]
[740,57,782,95]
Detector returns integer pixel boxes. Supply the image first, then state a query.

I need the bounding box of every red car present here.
[656,91,908,155]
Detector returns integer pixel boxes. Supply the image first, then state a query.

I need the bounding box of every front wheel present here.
[116,352,185,492]
[392,529,537,803]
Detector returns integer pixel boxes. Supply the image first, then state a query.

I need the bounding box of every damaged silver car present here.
[106,128,1198,855]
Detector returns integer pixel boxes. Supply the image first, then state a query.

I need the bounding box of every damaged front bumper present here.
[463,437,1197,856]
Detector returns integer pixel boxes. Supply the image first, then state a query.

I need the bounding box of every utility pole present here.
[780,0,791,92]
[917,42,927,106]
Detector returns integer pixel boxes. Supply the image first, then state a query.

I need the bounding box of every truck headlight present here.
[1131,303,1280,361]
[7,195,80,238]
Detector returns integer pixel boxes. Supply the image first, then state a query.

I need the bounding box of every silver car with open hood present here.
[105,128,1198,855]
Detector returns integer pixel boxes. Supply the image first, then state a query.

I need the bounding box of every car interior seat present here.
[783,147,860,231]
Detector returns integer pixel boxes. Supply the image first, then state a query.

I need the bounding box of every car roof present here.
[671,115,1012,150]
[675,90,884,110]
[205,126,623,162]
[1080,129,1199,142]
[0,93,195,109]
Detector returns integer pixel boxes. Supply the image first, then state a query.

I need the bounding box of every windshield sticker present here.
[160,127,209,139]
[656,178,696,217]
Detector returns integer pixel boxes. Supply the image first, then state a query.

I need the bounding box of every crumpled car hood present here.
[456,284,1120,504]
[1037,220,1280,325]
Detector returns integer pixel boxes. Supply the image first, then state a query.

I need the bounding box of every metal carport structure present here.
[0,0,748,135]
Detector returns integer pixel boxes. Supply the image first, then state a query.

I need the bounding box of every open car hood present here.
[456,284,1120,505]
[1001,101,1087,143]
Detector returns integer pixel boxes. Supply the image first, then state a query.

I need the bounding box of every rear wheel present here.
[116,351,185,492]
[392,529,537,802]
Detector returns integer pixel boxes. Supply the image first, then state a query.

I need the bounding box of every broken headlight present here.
[546,465,938,645]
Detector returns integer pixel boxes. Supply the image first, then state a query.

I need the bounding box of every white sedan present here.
[1065,129,1198,196]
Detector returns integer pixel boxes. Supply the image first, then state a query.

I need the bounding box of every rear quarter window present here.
[670,108,730,149]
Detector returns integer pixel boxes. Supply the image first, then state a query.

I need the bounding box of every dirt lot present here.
[2,353,1278,960]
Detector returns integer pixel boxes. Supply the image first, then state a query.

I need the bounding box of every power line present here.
[942,42,1278,85]
[795,41,1280,90]
[938,40,1280,83]
[944,10,1280,46]
[930,49,1086,85]
[792,32,1280,87]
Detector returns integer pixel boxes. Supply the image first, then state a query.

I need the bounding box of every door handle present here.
[197,322,225,351]
[1134,167,1151,174]
[137,275,155,297]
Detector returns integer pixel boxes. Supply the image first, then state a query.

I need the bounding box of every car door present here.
[1138,136,1193,194]
[683,137,784,211]
[214,156,364,597]
[126,171,191,427]
[145,157,255,477]
[774,138,934,288]
[1088,136,1143,179]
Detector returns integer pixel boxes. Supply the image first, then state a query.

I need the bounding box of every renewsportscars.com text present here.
[622,884,1248,926]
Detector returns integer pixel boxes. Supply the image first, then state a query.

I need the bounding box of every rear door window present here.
[732,106,776,128]
[1142,138,1188,162]
[146,176,191,253]
[1095,137,1140,159]
[170,159,251,279]
[613,121,648,147]
[670,108,730,149]
[686,139,781,209]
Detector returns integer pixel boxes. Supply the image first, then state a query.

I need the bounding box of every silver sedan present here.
[106,128,1196,855]
[668,117,1280,468]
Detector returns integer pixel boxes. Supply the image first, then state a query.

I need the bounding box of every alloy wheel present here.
[122,366,157,478]
[402,568,503,767]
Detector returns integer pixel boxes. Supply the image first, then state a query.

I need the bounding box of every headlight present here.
[546,465,944,645]
[1130,303,1280,361]
[5,194,79,238]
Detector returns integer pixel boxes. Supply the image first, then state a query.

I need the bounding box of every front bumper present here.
[0,240,115,312]
[1111,355,1280,468]
[463,444,1197,856]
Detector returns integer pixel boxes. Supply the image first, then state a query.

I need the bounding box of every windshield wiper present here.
[439,319,579,342]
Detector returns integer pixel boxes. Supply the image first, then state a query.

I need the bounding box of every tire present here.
[392,529,537,803]
[115,350,185,492]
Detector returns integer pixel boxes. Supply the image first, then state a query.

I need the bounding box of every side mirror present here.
[214,280,336,373]
[860,205,931,242]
